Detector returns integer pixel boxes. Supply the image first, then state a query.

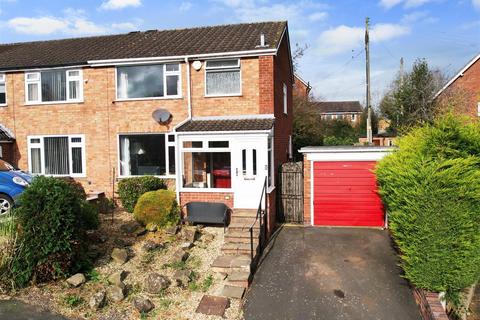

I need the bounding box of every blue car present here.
[0,159,32,215]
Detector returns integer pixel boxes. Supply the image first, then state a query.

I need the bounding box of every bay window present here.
[28,135,85,176]
[182,140,231,189]
[25,69,83,104]
[205,59,241,96]
[119,134,175,177]
[116,63,181,100]
[0,74,5,105]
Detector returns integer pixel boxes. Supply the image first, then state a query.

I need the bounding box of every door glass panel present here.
[242,149,246,175]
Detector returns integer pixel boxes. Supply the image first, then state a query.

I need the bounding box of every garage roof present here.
[299,146,394,153]
[0,124,14,142]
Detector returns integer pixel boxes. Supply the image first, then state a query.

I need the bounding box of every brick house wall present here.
[0,143,14,163]
[438,57,480,118]
[293,75,310,100]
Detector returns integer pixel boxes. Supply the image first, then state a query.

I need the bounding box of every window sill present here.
[180,187,232,193]
[117,175,176,179]
[115,96,183,102]
[205,94,242,98]
[0,104,7,107]
[25,100,84,106]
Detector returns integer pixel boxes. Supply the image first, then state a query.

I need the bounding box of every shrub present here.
[376,115,480,297]
[81,201,100,230]
[5,176,91,287]
[118,176,167,212]
[133,189,179,228]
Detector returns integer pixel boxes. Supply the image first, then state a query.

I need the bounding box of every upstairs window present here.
[205,59,241,96]
[283,83,288,114]
[25,69,83,104]
[116,63,181,100]
[0,74,5,105]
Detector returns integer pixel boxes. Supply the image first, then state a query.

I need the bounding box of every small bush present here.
[118,176,167,212]
[4,176,91,287]
[133,189,179,228]
[376,115,480,297]
[80,201,100,230]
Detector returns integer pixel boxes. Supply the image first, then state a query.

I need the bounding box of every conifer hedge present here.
[376,116,480,296]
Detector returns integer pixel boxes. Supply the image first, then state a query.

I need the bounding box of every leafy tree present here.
[380,59,445,133]
[357,107,379,137]
[292,96,323,159]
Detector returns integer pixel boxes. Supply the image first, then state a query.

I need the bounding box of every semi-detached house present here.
[0,21,294,231]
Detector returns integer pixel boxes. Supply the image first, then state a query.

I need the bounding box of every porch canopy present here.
[176,117,275,132]
[0,124,15,143]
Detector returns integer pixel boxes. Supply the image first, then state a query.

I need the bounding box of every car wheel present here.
[0,195,13,216]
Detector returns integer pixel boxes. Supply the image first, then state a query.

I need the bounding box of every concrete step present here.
[226,271,251,288]
[228,221,261,233]
[211,255,251,274]
[221,285,246,299]
[230,216,258,224]
[225,230,260,244]
[232,209,258,217]
[221,242,259,255]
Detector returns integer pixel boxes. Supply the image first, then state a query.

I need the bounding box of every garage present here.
[300,146,392,227]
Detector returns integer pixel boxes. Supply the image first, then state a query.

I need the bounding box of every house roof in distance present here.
[311,101,363,114]
[176,117,275,132]
[0,21,287,71]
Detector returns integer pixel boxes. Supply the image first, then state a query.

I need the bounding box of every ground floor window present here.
[28,135,85,176]
[119,133,175,177]
[181,139,231,189]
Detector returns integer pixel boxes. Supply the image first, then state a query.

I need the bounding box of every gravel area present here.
[12,209,244,320]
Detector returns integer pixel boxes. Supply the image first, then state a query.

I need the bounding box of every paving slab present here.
[221,285,246,299]
[196,295,230,316]
[243,227,422,320]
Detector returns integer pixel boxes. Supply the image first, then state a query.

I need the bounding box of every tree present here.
[357,107,379,137]
[292,96,323,159]
[380,59,445,133]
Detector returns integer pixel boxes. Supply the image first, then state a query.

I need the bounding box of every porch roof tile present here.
[176,118,275,132]
[0,124,14,142]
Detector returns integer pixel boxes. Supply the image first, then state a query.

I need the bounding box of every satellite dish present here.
[192,60,202,71]
[152,108,172,125]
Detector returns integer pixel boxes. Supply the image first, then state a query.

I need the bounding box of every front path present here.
[243,226,421,320]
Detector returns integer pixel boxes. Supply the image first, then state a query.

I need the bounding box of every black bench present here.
[182,202,229,231]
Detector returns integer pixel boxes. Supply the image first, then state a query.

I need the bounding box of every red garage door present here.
[313,161,384,227]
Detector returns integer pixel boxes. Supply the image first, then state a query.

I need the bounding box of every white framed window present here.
[351,114,357,122]
[118,133,176,177]
[267,135,274,188]
[0,74,6,105]
[116,63,181,100]
[181,138,231,189]
[288,135,293,159]
[477,102,480,117]
[205,59,241,97]
[27,135,86,177]
[25,69,83,104]
[283,83,288,114]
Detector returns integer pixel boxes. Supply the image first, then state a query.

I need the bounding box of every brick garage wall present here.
[412,288,449,320]
[303,156,311,225]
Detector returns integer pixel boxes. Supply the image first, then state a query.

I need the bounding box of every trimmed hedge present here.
[118,176,167,212]
[6,176,94,287]
[376,116,480,296]
[133,189,179,228]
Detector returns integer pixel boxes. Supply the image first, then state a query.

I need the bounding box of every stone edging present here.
[412,288,449,320]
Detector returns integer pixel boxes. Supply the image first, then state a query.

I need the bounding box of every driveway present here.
[243,227,421,320]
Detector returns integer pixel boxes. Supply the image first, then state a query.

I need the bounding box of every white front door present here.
[232,137,267,209]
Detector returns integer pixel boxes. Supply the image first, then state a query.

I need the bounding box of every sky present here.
[0,0,479,106]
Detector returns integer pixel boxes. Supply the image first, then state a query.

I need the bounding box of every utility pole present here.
[365,17,372,145]
[399,57,404,125]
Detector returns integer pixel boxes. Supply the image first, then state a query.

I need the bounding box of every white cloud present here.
[7,10,139,36]
[179,1,192,11]
[317,23,410,55]
[473,0,480,9]
[308,12,328,22]
[8,17,68,35]
[379,0,433,9]
[100,0,141,10]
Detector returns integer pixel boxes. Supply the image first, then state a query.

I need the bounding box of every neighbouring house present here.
[311,100,362,124]
[435,52,480,118]
[0,21,294,232]
[293,73,311,100]
[358,133,395,147]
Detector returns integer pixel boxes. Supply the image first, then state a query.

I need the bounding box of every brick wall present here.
[179,192,233,209]
[438,58,480,118]
[0,143,14,164]
[303,155,311,225]
[412,288,449,320]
